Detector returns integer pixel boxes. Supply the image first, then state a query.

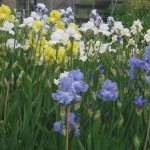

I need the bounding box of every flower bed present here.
[0,3,150,150]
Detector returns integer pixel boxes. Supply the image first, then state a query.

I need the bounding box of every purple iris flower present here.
[16,11,22,18]
[117,36,121,44]
[77,113,81,122]
[96,15,102,21]
[68,69,83,81]
[52,69,89,105]
[44,24,50,30]
[121,65,125,73]
[144,62,150,73]
[99,65,104,74]
[53,121,63,133]
[73,123,80,136]
[69,113,75,125]
[128,56,145,70]
[42,8,48,13]
[53,112,80,136]
[59,77,73,91]
[71,80,89,93]
[69,113,80,136]
[89,73,93,80]
[133,96,148,107]
[61,17,68,24]
[96,80,118,101]
[128,56,146,79]
[145,76,150,84]
[143,44,150,63]
[134,84,139,90]
[88,103,93,109]
[128,68,135,79]
[52,90,74,105]
[125,81,130,88]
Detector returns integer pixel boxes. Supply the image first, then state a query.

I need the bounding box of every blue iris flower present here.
[133,96,148,107]
[53,112,80,136]
[89,73,93,80]
[99,65,104,74]
[77,113,81,122]
[128,56,145,70]
[144,62,150,73]
[96,80,118,101]
[128,56,146,79]
[71,80,89,93]
[52,90,74,105]
[125,81,130,88]
[145,76,150,84]
[53,121,63,134]
[59,77,73,91]
[88,103,93,109]
[52,69,89,105]
[68,69,84,81]
[117,36,121,44]
[143,44,150,63]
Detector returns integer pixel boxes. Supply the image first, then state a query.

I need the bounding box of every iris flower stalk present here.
[66,105,70,150]
[52,69,89,150]
[70,38,74,70]
[143,116,150,150]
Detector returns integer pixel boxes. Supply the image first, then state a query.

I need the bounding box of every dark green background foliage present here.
[116,7,150,32]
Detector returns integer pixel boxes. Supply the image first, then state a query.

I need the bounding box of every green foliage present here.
[0,39,149,149]
[0,4,150,150]
[116,7,150,32]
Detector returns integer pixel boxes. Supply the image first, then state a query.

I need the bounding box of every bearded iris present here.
[53,121,63,134]
[133,96,148,107]
[142,45,150,74]
[143,44,150,63]
[53,113,80,136]
[128,56,148,79]
[96,80,118,101]
[52,69,89,105]
[145,76,150,84]
[128,56,145,70]
[52,69,88,138]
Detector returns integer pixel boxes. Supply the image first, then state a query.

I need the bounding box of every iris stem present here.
[4,80,9,126]
[66,105,70,150]
[143,116,150,150]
